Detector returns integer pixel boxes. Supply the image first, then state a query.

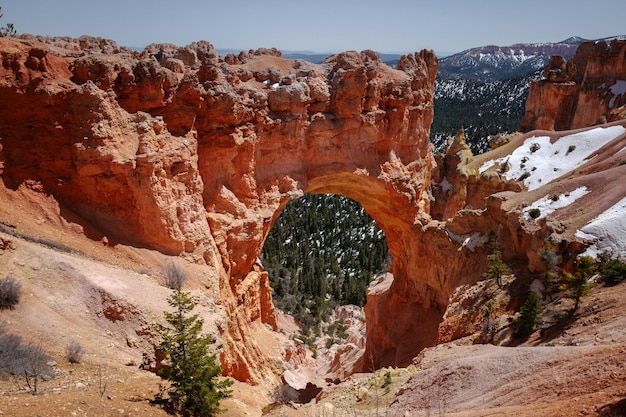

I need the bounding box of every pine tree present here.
[261,193,390,328]
[540,241,561,301]
[515,291,542,338]
[157,289,233,417]
[561,256,596,313]
[599,258,626,286]
[483,240,511,288]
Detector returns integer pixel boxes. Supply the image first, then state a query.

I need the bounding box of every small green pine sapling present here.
[156,288,233,416]
[483,239,511,288]
[528,208,541,219]
[561,256,596,313]
[540,241,561,301]
[599,258,626,286]
[515,291,542,338]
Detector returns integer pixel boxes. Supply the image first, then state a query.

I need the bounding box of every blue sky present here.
[2,0,626,55]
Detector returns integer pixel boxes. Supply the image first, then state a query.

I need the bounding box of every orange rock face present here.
[520,39,626,131]
[3,34,623,386]
[0,36,453,379]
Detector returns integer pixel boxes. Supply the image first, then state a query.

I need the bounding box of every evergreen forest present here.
[430,72,535,153]
[261,194,389,332]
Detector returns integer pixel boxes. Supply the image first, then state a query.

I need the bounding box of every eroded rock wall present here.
[5,33,622,384]
[520,39,626,131]
[0,36,453,379]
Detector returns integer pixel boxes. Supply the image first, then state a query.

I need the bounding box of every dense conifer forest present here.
[261,194,389,331]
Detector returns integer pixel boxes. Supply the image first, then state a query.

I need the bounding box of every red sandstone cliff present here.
[3,33,624,388]
[520,39,626,131]
[0,35,444,380]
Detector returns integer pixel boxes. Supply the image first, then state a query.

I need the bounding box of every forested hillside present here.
[261,194,389,331]
[430,71,535,153]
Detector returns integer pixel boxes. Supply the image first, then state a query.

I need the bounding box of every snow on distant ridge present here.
[479,125,626,191]
[576,196,626,260]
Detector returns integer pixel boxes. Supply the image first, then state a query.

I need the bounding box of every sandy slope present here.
[2,180,626,417]
[262,281,626,417]
[0,183,238,416]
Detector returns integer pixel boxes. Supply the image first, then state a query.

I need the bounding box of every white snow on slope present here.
[479,125,626,191]
[431,176,453,193]
[576,196,626,259]
[522,187,589,221]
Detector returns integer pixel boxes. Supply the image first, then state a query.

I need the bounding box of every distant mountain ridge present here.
[438,35,626,82]
[219,36,625,76]
[430,35,626,151]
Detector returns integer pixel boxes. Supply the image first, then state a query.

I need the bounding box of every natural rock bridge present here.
[0,37,499,382]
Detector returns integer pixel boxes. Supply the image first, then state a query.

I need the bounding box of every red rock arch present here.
[0,37,460,380]
[305,172,447,369]
[193,50,446,373]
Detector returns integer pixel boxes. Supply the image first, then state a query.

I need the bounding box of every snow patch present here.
[479,125,626,191]
[447,230,488,251]
[522,187,589,221]
[432,177,454,193]
[608,80,626,108]
[367,273,394,296]
[478,159,498,174]
[576,196,626,259]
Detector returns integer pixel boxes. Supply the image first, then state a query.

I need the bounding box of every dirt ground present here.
[263,283,626,417]
[0,362,167,417]
[0,183,237,417]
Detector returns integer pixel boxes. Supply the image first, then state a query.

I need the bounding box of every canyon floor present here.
[1,182,626,417]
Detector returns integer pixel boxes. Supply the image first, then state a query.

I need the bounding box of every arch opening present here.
[250,169,450,374]
[261,192,390,336]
